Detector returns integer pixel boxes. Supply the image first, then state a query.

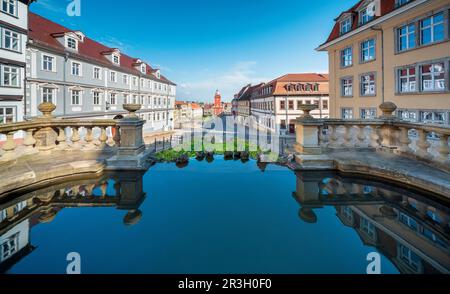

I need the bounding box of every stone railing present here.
[0,103,146,165]
[295,102,450,171]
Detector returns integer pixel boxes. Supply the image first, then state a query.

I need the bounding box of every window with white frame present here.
[360,217,376,240]
[341,47,353,67]
[1,234,19,262]
[341,108,353,119]
[132,95,138,104]
[133,77,137,86]
[140,79,144,87]
[123,74,129,85]
[420,12,444,46]
[109,93,117,105]
[0,209,6,222]
[360,73,376,96]
[1,0,17,16]
[42,55,55,71]
[2,65,19,87]
[340,17,352,35]
[66,37,77,50]
[360,108,377,119]
[113,54,120,64]
[398,244,422,273]
[93,92,101,105]
[123,94,129,104]
[397,110,417,122]
[141,65,146,73]
[3,28,20,51]
[110,71,117,82]
[341,77,353,97]
[359,6,375,25]
[397,23,416,52]
[420,111,446,124]
[71,90,81,105]
[360,39,375,62]
[0,106,15,124]
[399,67,416,93]
[71,61,81,76]
[93,67,101,79]
[13,201,26,214]
[421,63,445,92]
[42,87,55,103]
[396,0,412,8]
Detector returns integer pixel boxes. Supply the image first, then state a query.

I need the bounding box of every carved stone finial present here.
[379,102,397,118]
[37,102,56,119]
[298,104,318,120]
[123,104,142,119]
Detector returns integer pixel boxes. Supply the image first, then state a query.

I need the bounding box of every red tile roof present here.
[28,12,175,85]
[322,0,397,45]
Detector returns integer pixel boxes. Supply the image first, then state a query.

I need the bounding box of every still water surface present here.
[1,158,449,274]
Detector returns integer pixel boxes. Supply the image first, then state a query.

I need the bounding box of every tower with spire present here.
[213,89,223,116]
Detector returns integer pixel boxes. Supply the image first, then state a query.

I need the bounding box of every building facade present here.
[236,74,329,135]
[174,101,203,128]
[25,13,176,132]
[213,90,223,116]
[0,0,33,124]
[317,0,450,124]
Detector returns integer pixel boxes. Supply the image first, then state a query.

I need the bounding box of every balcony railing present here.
[295,102,450,171]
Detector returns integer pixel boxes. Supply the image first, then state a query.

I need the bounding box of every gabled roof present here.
[321,0,397,46]
[28,12,176,85]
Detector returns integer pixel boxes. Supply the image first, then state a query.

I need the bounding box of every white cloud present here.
[177,61,269,102]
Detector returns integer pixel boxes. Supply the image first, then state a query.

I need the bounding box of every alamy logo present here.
[366,252,381,274]
[66,0,81,17]
[66,252,81,274]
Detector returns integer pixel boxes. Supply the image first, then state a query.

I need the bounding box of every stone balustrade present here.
[0,102,146,165]
[295,102,450,171]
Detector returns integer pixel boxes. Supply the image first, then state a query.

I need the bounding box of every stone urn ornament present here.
[37,102,57,119]
[298,104,318,120]
[379,102,398,119]
[123,103,142,119]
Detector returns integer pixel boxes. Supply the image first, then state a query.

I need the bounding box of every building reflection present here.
[0,171,146,273]
[293,171,450,274]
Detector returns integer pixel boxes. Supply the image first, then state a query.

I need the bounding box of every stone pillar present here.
[116,118,146,157]
[34,102,58,152]
[378,102,399,149]
[294,119,323,155]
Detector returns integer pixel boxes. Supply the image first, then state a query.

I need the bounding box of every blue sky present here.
[31,0,356,102]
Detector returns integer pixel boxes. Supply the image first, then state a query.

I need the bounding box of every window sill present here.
[341,95,354,98]
[360,94,377,97]
[395,90,450,95]
[0,11,18,19]
[340,64,353,69]
[1,47,22,54]
[394,39,450,55]
[359,59,376,65]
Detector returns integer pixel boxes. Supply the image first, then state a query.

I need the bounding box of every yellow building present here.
[317,0,450,124]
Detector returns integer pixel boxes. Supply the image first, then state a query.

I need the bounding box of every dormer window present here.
[340,17,352,35]
[66,37,77,50]
[113,54,120,64]
[1,0,17,16]
[141,64,146,74]
[359,4,375,25]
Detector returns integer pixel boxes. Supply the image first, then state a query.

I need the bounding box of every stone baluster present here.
[398,127,412,154]
[84,127,95,150]
[370,126,380,148]
[56,127,68,150]
[437,134,449,164]
[356,125,367,148]
[342,125,353,148]
[113,126,121,147]
[1,132,17,161]
[70,126,81,149]
[99,127,108,148]
[23,129,37,155]
[415,129,431,159]
[328,125,339,148]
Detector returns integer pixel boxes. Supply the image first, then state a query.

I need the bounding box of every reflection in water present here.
[0,164,449,274]
[0,171,145,273]
[293,172,450,274]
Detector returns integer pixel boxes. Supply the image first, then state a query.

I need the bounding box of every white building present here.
[248,73,330,135]
[24,12,176,132]
[0,0,33,124]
